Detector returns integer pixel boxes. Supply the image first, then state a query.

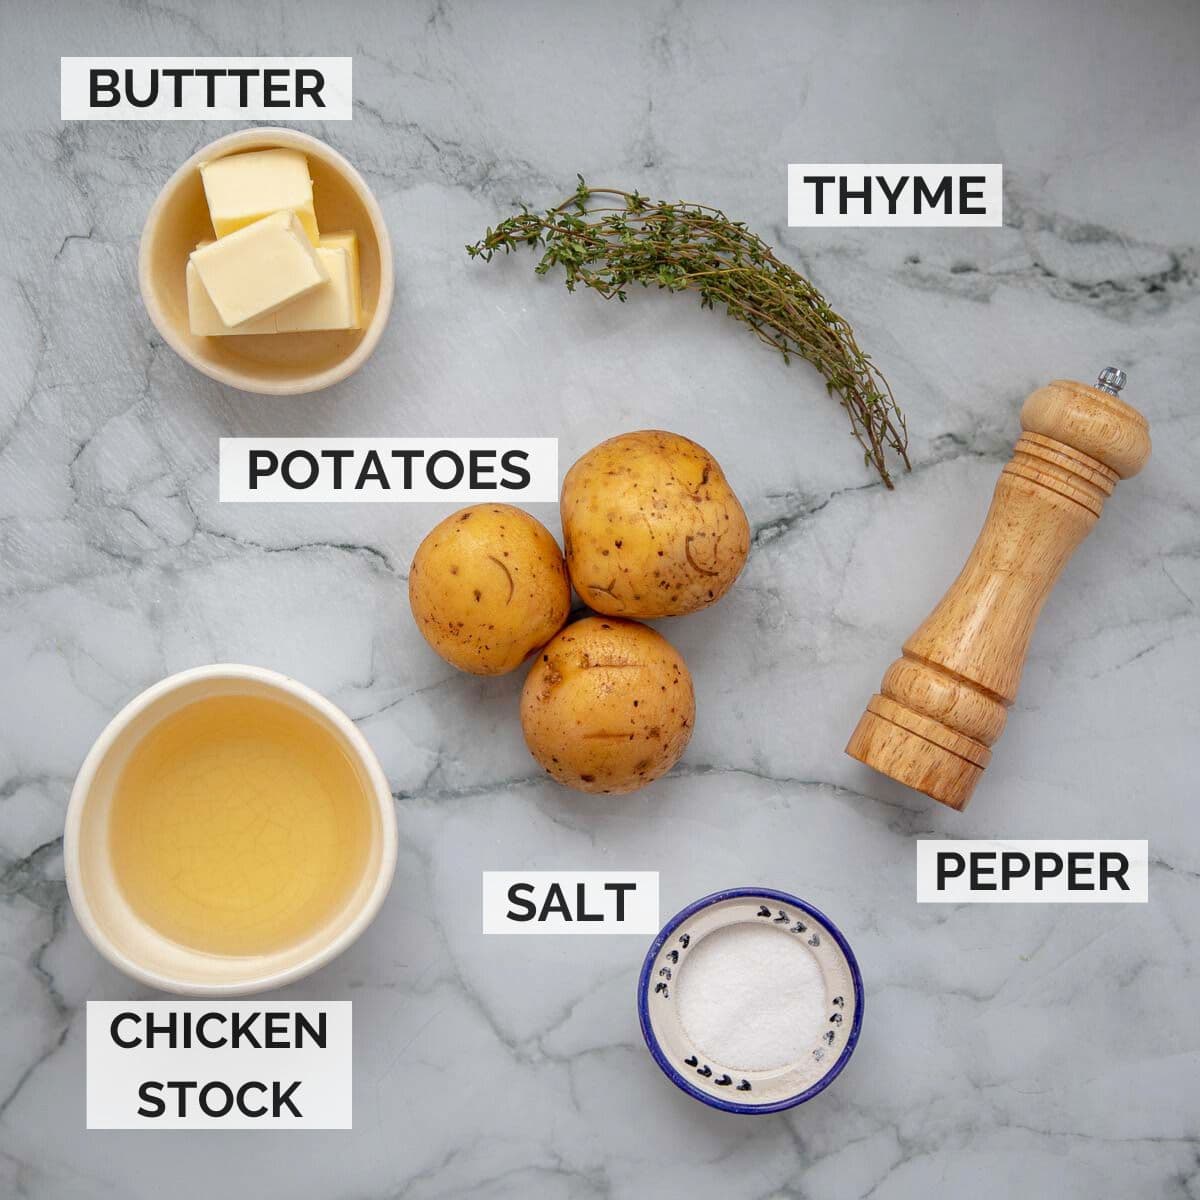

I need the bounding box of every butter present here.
[275,232,363,332]
[314,228,360,316]
[186,228,363,336]
[190,211,328,327]
[199,148,319,243]
[186,242,275,336]
[317,229,359,269]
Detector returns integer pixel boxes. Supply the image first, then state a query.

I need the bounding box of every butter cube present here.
[199,148,319,243]
[274,232,363,333]
[186,242,275,336]
[317,230,361,311]
[190,211,327,328]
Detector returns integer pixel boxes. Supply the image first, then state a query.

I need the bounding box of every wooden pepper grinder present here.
[846,369,1151,810]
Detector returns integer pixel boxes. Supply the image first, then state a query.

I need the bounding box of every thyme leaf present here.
[467,177,910,488]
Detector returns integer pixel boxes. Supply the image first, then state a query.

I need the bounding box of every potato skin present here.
[409,504,571,675]
[520,617,695,794]
[560,430,750,619]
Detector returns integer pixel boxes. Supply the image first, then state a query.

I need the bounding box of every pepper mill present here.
[845,369,1151,810]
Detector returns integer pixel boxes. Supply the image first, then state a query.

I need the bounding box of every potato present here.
[409,504,570,675]
[560,430,750,619]
[520,616,695,794]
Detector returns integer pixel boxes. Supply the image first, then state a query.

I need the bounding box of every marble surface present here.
[2,0,1198,1196]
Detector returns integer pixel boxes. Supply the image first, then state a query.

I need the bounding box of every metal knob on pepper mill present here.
[845,369,1151,810]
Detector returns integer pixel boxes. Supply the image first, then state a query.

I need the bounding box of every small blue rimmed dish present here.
[638,887,864,1114]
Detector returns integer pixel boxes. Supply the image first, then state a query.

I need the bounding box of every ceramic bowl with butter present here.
[64,664,397,995]
[638,888,864,1114]
[139,128,393,395]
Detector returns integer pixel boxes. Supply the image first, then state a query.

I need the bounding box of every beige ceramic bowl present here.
[139,128,394,395]
[64,665,398,996]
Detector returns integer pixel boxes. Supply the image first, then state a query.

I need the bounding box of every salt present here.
[676,922,828,1072]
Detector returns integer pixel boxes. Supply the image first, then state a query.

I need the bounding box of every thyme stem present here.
[467,178,910,488]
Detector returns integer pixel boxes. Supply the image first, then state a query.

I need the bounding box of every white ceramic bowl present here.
[139,127,394,395]
[639,888,864,1113]
[64,664,397,995]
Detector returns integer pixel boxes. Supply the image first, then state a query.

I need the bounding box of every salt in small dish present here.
[638,887,864,1114]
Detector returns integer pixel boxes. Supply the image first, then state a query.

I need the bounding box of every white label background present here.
[60,57,353,120]
[219,438,558,503]
[482,872,660,934]
[86,1001,352,1129]
[916,840,1149,903]
[788,163,1003,227]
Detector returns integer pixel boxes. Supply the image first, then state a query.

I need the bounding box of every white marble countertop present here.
[2,1,1198,1196]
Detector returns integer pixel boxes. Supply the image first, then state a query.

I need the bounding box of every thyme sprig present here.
[467,177,910,487]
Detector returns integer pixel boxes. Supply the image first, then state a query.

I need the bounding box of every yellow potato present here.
[520,617,695,794]
[560,430,750,618]
[409,504,570,675]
